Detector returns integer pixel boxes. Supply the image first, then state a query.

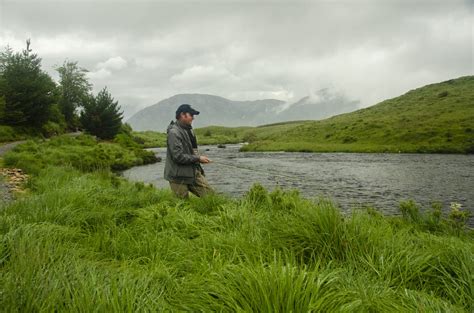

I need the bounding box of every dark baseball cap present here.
[176,104,200,118]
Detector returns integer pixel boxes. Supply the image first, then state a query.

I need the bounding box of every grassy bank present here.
[2,134,158,173]
[0,137,473,311]
[132,126,252,148]
[131,131,167,148]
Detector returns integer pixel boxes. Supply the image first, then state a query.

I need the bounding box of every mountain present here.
[127,94,282,131]
[126,92,359,131]
[238,76,474,153]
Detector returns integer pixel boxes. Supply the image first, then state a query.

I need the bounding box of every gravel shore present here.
[0,140,28,205]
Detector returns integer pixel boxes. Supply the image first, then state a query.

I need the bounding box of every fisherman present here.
[164,104,213,198]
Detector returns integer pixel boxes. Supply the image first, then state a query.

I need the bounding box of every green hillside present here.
[240,76,474,153]
[134,76,474,153]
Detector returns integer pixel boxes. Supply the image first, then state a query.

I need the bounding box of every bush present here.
[0,125,18,142]
[41,121,65,137]
[80,88,123,140]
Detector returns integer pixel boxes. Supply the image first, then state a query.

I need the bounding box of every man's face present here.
[180,112,194,125]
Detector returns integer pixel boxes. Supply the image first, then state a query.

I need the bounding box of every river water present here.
[122,145,474,219]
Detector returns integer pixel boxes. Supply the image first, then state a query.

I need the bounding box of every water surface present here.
[123,145,474,218]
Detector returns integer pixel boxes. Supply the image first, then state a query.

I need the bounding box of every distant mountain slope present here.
[127,94,283,131]
[240,76,474,153]
[127,91,359,131]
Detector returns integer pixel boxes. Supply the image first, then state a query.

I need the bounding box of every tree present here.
[0,40,57,128]
[80,87,123,140]
[0,95,5,122]
[56,60,92,129]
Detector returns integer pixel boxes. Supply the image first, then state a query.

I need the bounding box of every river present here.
[123,144,474,219]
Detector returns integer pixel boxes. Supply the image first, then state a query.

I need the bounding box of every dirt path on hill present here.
[0,140,27,157]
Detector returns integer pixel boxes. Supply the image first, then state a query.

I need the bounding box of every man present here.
[164,104,213,198]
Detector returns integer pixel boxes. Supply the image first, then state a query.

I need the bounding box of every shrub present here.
[80,88,123,140]
[0,125,18,142]
[41,121,65,137]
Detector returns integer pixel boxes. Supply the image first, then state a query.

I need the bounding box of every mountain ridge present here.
[127,91,359,131]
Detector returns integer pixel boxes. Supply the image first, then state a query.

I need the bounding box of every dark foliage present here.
[56,60,92,130]
[80,87,123,140]
[0,41,57,128]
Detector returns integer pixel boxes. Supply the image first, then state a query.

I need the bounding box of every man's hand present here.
[199,155,211,163]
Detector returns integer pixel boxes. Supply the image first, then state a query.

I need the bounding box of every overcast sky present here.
[1,0,472,118]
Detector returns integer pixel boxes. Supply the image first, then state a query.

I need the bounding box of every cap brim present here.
[191,110,200,115]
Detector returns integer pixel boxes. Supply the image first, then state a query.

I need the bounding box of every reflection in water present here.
[123,145,474,220]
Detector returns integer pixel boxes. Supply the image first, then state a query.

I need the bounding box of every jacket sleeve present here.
[168,129,200,165]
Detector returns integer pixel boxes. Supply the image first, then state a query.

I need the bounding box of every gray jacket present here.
[164,121,201,184]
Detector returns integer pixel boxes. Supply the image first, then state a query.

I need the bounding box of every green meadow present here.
[0,135,473,311]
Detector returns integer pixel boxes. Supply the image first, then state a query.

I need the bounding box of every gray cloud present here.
[1,0,472,119]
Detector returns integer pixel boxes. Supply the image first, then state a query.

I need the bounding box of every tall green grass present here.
[0,138,472,311]
[1,169,472,311]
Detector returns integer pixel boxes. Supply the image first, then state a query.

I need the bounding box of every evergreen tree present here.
[80,87,123,140]
[56,60,92,130]
[0,96,5,122]
[0,40,57,128]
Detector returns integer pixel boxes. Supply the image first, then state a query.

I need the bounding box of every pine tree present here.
[0,40,57,128]
[80,87,123,140]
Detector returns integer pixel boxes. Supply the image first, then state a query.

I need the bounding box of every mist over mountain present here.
[277,89,360,122]
[127,91,360,131]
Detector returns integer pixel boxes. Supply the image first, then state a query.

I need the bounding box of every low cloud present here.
[170,65,238,87]
[87,68,111,80]
[97,56,127,71]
